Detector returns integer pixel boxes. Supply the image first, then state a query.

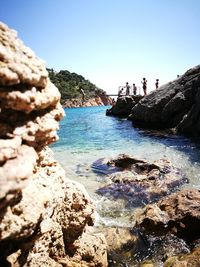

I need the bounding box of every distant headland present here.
[47,68,112,107]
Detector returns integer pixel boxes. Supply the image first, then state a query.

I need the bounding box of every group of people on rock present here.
[118,78,159,97]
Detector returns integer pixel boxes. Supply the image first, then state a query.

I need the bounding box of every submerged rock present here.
[95,154,188,207]
[0,22,107,267]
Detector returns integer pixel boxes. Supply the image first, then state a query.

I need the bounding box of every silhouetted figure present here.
[78,88,85,105]
[155,79,159,89]
[141,78,147,95]
[111,98,116,106]
[125,82,130,95]
[133,83,137,95]
[118,88,124,96]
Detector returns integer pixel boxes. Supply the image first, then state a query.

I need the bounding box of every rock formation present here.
[0,22,107,266]
[134,188,200,265]
[93,154,188,207]
[106,95,142,116]
[63,94,112,108]
[129,66,200,137]
[136,188,200,241]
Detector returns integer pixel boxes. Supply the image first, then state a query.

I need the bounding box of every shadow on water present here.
[135,127,200,164]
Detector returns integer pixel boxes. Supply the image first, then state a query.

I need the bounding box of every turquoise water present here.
[51,106,200,226]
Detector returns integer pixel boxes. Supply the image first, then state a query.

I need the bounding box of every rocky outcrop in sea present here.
[0,22,107,266]
[106,95,143,116]
[107,66,200,138]
[129,66,200,137]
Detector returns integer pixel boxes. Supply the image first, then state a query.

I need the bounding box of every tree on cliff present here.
[47,68,105,103]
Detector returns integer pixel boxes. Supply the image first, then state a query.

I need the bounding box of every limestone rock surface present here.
[63,95,112,108]
[0,22,48,87]
[136,188,200,241]
[0,22,107,267]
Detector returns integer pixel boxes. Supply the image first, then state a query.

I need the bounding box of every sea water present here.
[51,106,200,227]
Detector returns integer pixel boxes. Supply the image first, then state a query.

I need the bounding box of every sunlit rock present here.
[129,65,200,137]
[0,22,107,267]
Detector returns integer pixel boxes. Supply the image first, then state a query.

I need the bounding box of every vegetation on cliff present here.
[47,68,105,103]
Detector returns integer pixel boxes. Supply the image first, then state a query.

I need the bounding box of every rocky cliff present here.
[129,66,200,137]
[106,95,143,116]
[63,95,112,108]
[0,22,107,266]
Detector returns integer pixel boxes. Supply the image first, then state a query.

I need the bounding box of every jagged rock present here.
[136,188,200,242]
[0,22,48,87]
[0,102,64,150]
[0,144,38,200]
[0,136,21,162]
[0,22,107,267]
[0,80,61,113]
[95,154,188,207]
[106,95,142,116]
[63,95,112,108]
[1,147,107,266]
[163,247,200,267]
[129,65,200,137]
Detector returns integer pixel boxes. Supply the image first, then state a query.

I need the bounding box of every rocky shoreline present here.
[107,65,200,138]
[63,95,112,108]
[1,21,200,267]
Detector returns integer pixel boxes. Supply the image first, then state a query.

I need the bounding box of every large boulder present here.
[106,95,142,116]
[136,188,200,241]
[129,65,200,136]
[0,22,107,266]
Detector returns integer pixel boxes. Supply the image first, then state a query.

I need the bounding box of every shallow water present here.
[51,106,200,229]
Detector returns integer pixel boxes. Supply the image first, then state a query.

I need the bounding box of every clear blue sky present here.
[1,0,200,94]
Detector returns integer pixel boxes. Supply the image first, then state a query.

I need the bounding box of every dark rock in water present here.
[136,188,200,242]
[95,154,188,207]
[129,65,200,137]
[106,95,143,117]
[96,226,190,266]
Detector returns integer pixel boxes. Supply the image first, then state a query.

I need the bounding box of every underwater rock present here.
[95,154,188,207]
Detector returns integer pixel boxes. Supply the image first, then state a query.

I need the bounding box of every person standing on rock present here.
[141,78,147,95]
[133,83,137,95]
[125,82,130,95]
[118,87,124,97]
[155,79,159,89]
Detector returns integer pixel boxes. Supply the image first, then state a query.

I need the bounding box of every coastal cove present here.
[51,105,200,265]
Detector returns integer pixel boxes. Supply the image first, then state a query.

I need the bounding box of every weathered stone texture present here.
[0,22,107,266]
